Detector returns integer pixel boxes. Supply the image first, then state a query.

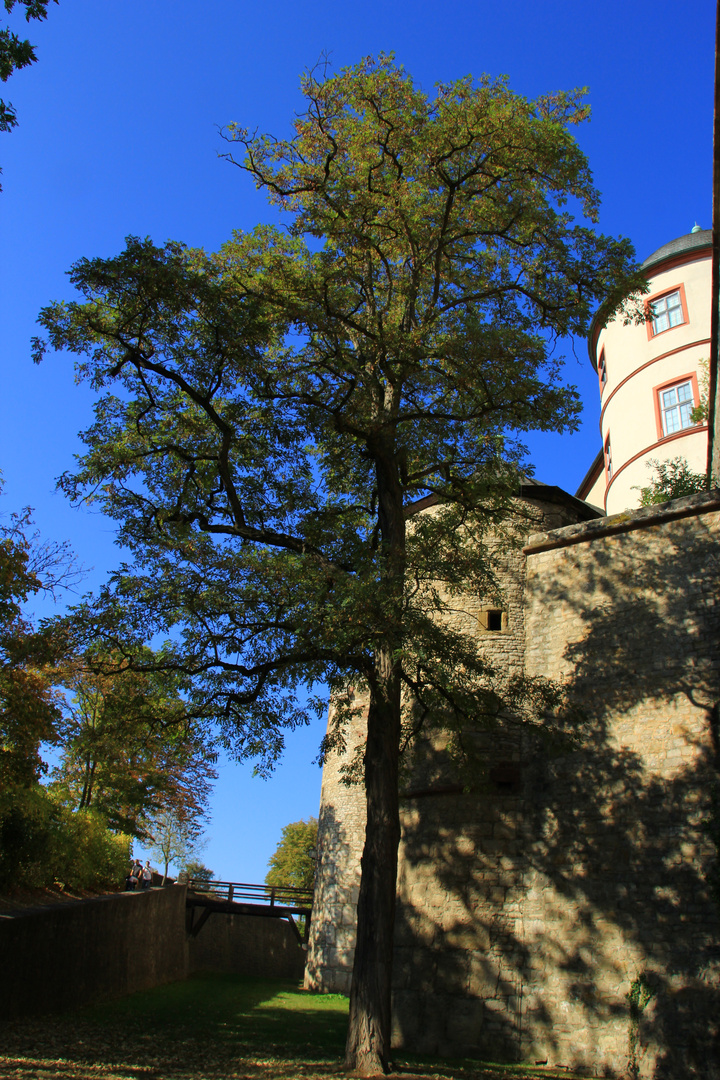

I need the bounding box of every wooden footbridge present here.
[185,880,314,944]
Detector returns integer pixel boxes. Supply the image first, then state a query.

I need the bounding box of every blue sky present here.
[0,0,715,881]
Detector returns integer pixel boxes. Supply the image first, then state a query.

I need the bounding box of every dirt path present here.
[0,885,123,916]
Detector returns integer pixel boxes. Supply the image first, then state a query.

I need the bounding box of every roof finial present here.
[691,222,702,233]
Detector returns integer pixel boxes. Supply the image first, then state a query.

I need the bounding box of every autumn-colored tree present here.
[0,494,78,789]
[0,487,128,892]
[52,649,218,839]
[36,57,645,1073]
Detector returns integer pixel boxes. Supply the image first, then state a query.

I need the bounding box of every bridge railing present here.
[186,879,313,909]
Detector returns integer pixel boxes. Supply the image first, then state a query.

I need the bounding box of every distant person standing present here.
[125,858,142,890]
[142,861,153,889]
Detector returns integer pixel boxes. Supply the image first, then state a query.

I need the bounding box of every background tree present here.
[51,649,218,839]
[146,809,205,885]
[265,817,317,892]
[0,487,79,790]
[36,57,644,1073]
[0,487,128,893]
[177,857,214,885]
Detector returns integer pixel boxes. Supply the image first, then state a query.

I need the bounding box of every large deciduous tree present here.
[36,57,644,1074]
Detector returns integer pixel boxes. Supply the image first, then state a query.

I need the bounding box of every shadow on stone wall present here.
[392,507,720,1078]
[306,801,361,994]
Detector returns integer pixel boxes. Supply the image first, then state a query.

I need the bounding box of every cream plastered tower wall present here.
[584,228,710,514]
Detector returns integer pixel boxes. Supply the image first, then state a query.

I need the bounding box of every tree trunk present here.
[345,659,402,1076]
[79,755,96,810]
[344,431,406,1075]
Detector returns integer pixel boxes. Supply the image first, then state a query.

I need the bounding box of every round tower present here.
[579,227,710,514]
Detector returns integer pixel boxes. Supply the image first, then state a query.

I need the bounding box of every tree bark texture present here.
[344,660,402,1076]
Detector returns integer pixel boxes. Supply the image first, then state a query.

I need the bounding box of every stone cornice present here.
[524,488,720,555]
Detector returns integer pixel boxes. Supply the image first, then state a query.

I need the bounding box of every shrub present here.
[0,785,129,891]
[637,457,707,507]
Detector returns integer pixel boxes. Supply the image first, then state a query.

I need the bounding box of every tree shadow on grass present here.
[0,973,350,1077]
[82,972,349,1058]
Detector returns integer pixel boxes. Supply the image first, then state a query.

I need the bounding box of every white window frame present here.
[649,289,685,336]
[659,379,695,437]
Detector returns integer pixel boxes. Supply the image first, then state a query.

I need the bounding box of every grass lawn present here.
[0,972,585,1080]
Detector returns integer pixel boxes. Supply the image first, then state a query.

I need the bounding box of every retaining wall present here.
[0,885,188,1017]
[189,911,306,980]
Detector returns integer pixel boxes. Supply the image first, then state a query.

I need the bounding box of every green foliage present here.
[690,358,709,424]
[55,805,130,889]
[627,973,655,1080]
[0,486,131,893]
[50,648,218,839]
[34,57,644,767]
[266,818,317,891]
[0,492,78,790]
[0,518,56,786]
[178,858,215,884]
[637,457,707,507]
[147,809,205,881]
[1,1,58,144]
[0,784,129,890]
[0,481,214,889]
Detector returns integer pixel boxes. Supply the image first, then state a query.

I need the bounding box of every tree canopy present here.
[50,649,218,839]
[266,817,317,892]
[0,490,78,789]
[0,482,214,889]
[0,486,130,893]
[148,809,206,884]
[36,56,644,1074]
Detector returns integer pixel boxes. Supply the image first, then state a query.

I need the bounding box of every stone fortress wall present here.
[305,489,720,1078]
[305,486,590,998]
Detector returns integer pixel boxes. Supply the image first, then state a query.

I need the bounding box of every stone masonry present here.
[305,489,720,1078]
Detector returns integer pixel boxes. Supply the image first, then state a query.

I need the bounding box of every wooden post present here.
[228,883,234,902]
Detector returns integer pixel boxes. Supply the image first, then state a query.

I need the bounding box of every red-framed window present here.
[645,283,689,340]
[652,373,700,439]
